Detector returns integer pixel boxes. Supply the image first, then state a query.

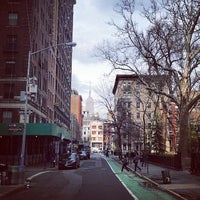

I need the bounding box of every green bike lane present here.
[104,156,180,200]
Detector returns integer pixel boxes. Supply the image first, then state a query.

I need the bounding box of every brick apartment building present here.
[70,89,83,143]
[0,0,76,165]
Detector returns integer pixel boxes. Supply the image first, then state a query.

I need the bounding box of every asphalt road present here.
[2,154,134,200]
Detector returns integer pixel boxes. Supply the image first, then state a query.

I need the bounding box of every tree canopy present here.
[97,0,200,169]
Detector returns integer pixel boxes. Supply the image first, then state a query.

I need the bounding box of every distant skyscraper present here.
[86,84,94,115]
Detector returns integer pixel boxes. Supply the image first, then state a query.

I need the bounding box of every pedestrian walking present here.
[133,152,141,171]
[141,151,148,167]
[121,155,129,172]
[105,149,109,157]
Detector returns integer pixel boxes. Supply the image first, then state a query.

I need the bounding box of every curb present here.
[133,171,187,200]
[112,157,187,200]
[0,169,53,198]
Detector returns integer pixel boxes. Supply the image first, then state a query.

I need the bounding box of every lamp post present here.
[20,42,76,168]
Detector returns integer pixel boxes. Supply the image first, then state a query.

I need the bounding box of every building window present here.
[7,35,17,51]
[127,112,131,118]
[147,113,152,119]
[8,13,18,26]
[92,125,96,129]
[148,90,152,96]
[127,82,131,90]
[3,111,12,123]
[136,81,140,89]
[147,101,151,108]
[135,91,140,98]
[123,143,126,150]
[98,131,102,135]
[3,84,14,98]
[136,100,140,108]
[98,137,102,141]
[123,82,126,90]
[98,125,102,129]
[136,112,140,119]
[5,61,16,75]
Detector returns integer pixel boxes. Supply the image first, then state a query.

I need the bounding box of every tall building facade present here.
[70,89,82,142]
[90,120,104,152]
[0,0,76,165]
[82,111,92,143]
[112,74,169,154]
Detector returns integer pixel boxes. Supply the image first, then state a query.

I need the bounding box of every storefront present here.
[0,123,71,166]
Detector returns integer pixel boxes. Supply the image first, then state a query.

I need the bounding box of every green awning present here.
[0,123,71,140]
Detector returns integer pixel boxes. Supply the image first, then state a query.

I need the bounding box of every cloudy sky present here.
[71,0,149,117]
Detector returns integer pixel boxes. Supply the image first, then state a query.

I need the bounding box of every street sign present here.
[8,124,24,132]
[19,110,33,115]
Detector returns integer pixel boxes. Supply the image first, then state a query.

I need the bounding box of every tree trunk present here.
[179,108,191,170]
[117,127,122,159]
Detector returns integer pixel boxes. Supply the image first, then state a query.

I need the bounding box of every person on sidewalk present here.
[133,152,141,172]
[121,155,129,172]
[141,150,148,167]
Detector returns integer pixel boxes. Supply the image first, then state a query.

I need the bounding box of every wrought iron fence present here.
[147,153,182,170]
[191,153,200,175]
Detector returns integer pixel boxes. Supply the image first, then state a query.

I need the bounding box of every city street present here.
[0,1,199,199]
[2,154,134,200]
[1,154,180,200]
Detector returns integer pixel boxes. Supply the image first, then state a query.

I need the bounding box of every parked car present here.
[77,144,91,159]
[92,147,100,153]
[78,150,88,160]
[58,152,80,170]
[85,149,90,159]
[84,146,91,159]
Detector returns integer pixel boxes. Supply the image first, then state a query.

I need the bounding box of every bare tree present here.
[96,0,200,169]
[95,77,133,158]
[95,75,167,156]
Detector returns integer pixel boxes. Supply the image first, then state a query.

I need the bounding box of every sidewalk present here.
[127,161,200,200]
[0,165,56,198]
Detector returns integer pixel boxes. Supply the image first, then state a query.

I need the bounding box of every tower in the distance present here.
[85,83,94,115]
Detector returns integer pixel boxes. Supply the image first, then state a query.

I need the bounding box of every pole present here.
[19,42,76,167]
[20,51,31,167]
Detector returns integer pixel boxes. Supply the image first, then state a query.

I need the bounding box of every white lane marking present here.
[104,157,138,200]
[26,171,51,181]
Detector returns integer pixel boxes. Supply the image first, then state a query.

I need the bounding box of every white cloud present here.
[72,0,118,114]
[72,0,150,117]
[73,1,118,64]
